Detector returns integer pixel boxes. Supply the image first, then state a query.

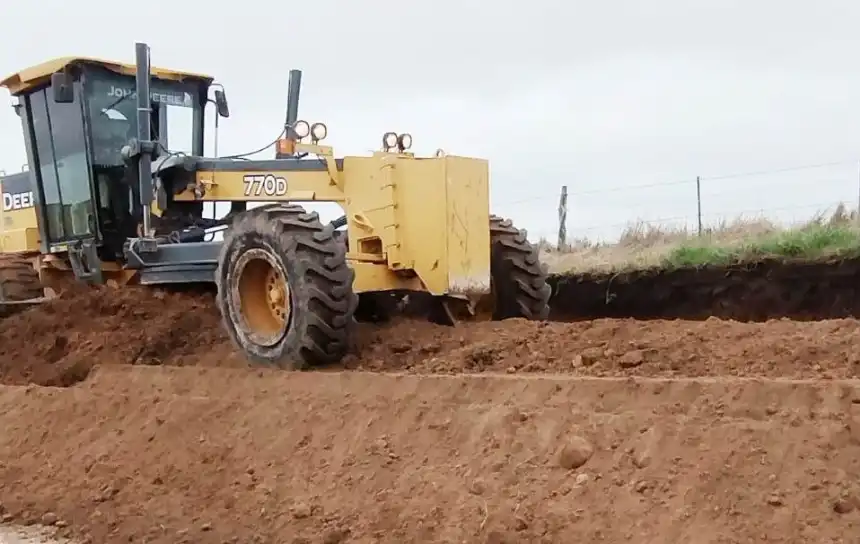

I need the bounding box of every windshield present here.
[84,71,201,167]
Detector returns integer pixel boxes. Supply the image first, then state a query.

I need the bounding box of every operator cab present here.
[0,57,225,259]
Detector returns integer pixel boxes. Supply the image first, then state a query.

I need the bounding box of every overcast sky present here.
[2,0,860,242]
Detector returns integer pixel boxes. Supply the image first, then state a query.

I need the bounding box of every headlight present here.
[311,122,327,141]
[293,120,310,139]
[382,132,398,149]
[398,133,412,150]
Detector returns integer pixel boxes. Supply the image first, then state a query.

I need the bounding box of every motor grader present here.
[0,42,551,368]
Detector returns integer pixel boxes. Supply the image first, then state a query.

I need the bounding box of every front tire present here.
[215,204,358,369]
[489,215,551,320]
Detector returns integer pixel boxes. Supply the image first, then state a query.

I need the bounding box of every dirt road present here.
[0,286,858,543]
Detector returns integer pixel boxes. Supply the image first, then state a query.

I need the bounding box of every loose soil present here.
[1,284,860,542]
[351,317,860,379]
[0,526,70,544]
[549,254,860,321]
[0,369,858,543]
[0,284,245,387]
[4,284,860,387]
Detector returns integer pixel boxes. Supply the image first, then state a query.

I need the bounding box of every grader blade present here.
[426,296,476,326]
[391,293,480,326]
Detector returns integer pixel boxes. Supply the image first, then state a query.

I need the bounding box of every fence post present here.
[557,185,568,250]
[696,175,703,236]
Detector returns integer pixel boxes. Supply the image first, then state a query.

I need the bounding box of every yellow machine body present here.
[0,171,41,254]
[0,44,551,369]
[175,148,492,296]
[0,55,492,298]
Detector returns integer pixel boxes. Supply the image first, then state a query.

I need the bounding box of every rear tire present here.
[489,215,551,320]
[0,254,43,318]
[215,204,358,369]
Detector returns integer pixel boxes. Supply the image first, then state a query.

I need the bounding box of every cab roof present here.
[0,56,214,95]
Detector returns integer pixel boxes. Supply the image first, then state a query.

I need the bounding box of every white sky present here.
[2,0,860,242]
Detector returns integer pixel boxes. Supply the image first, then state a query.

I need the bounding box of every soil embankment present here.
[1,368,859,543]
[0,283,859,542]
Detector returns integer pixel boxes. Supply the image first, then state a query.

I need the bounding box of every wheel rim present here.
[231,248,291,347]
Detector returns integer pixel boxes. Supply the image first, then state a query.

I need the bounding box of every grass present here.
[541,203,860,274]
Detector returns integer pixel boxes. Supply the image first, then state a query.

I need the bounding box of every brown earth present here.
[350,317,860,379]
[549,255,860,321]
[5,283,860,387]
[1,285,860,542]
[0,369,859,543]
[0,284,245,387]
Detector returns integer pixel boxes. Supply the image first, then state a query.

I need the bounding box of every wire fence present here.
[491,159,860,247]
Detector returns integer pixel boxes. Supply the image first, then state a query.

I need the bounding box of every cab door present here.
[22,83,98,247]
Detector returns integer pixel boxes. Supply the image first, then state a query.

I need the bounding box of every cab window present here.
[85,72,199,164]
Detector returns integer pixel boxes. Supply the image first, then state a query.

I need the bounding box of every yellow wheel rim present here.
[234,249,291,345]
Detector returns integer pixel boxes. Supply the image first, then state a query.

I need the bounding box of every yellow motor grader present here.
[0,42,551,368]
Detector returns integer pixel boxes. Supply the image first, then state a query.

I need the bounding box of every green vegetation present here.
[540,204,860,274]
[661,223,860,268]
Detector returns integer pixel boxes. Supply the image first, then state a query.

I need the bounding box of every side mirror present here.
[50,72,74,103]
[214,89,230,118]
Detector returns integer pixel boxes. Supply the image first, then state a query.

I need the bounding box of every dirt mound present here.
[0,368,858,543]
[5,280,860,387]
[349,317,860,379]
[0,284,242,387]
[549,255,860,321]
[6,252,860,389]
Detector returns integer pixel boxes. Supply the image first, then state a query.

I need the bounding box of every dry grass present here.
[541,203,860,274]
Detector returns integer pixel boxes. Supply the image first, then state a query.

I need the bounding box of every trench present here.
[547,255,860,322]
